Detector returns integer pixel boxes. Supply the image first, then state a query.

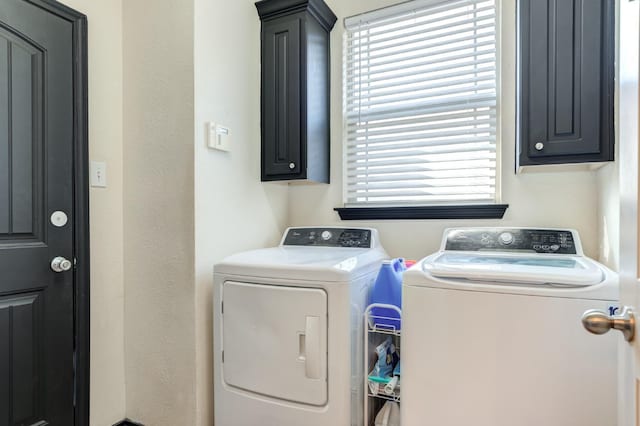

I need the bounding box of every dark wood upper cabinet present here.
[256,0,336,182]
[518,0,615,168]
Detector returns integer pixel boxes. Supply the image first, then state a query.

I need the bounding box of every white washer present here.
[213,227,388,426]
[402,227,618,426]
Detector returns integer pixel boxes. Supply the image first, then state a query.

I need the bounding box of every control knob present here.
[499,232,514,245]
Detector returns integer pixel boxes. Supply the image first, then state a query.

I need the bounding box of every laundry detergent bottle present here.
[369,258,405,330]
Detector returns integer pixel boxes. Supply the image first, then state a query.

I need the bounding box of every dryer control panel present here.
[282,228,372,248]
[443,228,579,255]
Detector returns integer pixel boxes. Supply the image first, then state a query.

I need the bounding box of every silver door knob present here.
[535,142,544,151]
[51,256,72,273]
[582,306,635,342]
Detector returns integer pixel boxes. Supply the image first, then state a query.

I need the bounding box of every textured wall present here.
[193,1,289,424]
[596,4,621,272]
[51,0,618,424]
[288,0,603,260]
[597,161,620,271]
[123,0,196,424]
[58,1,127,424]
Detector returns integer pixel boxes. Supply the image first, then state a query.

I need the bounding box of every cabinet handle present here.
[535,142,544,151]
[289,162,296,169]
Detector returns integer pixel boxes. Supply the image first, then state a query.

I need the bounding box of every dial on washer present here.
[499,232,514,245]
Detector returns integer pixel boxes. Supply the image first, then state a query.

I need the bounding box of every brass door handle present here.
[582,306,635,342]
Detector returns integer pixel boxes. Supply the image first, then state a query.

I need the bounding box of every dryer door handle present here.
[304,316,321,379]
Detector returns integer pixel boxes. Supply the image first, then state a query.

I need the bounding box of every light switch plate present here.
[207,122,231,152]
[90,161,107,188]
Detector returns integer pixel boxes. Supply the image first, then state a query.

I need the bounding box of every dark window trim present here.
[334,204,509,220]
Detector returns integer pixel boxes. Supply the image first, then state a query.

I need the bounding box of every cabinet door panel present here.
[262,17,302,178]
[519,0,614,165]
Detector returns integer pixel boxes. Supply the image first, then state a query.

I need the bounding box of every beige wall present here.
[58,1,127,425]
[52,0,618,425]
[193,1,289,424]
[596,4,621,272]
[597,161,620,270]
[123,0,197,424]
[288,0,602,260]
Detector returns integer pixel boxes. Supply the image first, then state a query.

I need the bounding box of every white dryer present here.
[213,227,388,426]
[401,227,619,426]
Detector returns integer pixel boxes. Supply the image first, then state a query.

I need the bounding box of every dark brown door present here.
[0,1,78,424]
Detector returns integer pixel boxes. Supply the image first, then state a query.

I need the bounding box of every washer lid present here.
[424,252,604,286]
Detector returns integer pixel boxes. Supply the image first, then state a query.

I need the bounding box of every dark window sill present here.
[334,204,509,220]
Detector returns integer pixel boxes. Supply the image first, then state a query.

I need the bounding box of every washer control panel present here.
[444,228,578,255]
[283,228,372,248]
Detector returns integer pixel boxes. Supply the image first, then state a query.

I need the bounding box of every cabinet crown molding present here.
[256,0,337,31]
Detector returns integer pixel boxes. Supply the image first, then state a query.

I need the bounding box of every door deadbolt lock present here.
[289,162,296,170]
[51,256,73,273]
[535,142,544,151]
[582,306,636,342]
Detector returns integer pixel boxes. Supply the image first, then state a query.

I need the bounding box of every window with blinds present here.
[344,0,498,207]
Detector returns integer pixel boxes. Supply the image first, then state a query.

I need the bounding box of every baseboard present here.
[113,420,144,426]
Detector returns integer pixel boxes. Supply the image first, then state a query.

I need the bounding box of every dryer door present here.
[222,281,328,406]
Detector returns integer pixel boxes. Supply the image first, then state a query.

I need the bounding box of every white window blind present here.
[344,0,498,207]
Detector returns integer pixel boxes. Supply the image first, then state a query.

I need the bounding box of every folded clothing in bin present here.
[371,337,398,378]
